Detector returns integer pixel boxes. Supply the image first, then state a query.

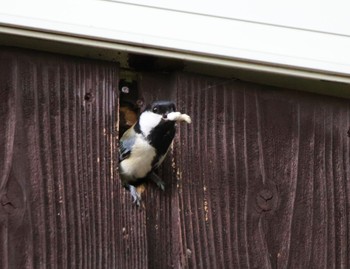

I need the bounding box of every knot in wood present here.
[1,194,16,213]
[84,92,95,103]
[256,189,274,211]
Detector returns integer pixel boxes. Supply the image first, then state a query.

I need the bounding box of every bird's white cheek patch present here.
[120,135,156,179]
[139,111,162,137]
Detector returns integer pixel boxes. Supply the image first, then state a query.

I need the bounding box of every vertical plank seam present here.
[243,88,251,269]
[285,104,301,269]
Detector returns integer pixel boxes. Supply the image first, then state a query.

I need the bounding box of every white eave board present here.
[1,0,350,77]
[110,0,350,37]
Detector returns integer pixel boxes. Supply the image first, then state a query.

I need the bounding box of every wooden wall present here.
[174,73,350,269]
[1,47,350,268]
[0,47,118,268]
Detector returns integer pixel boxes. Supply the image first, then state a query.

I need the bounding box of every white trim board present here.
[1,0,350,78]
[106,0,350,37]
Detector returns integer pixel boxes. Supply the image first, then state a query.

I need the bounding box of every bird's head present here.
[146,100,176,119]
[137,100,176,137]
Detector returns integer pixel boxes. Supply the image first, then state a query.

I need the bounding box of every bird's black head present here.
[145,100,176,119]
[135,100,176,137]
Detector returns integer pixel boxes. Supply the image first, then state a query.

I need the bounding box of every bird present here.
[118,100,191,206]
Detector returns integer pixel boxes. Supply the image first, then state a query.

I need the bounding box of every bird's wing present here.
[119,127,137,162]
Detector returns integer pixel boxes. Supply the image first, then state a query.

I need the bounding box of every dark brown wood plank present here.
[0,52,19,269]
[1,47,350,269]
[175,73,350,269]
[138,73,182,269]
[0,47,118,269]
[254,89,299,269]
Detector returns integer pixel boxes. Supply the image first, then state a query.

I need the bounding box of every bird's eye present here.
[153,107,158,113]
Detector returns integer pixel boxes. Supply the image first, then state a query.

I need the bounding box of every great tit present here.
[118,100,191,206]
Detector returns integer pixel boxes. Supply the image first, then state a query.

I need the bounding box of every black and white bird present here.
[118,100,191,205]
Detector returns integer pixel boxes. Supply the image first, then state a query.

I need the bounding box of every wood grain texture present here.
[1,47,350,269]
[0,47,118,269]
[175,73,350,269]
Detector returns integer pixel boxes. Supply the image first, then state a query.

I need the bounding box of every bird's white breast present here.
[120,134,156,179]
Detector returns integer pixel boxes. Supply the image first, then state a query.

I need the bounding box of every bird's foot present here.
[149,172,165,191]
[155,180,165,191]
[129,185,141,206]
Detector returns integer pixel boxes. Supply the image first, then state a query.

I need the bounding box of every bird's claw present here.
[149,172,165,191]
[129,185,141,206]
[156,180,165,191]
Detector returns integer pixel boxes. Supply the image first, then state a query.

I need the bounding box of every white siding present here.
[1,0,350,76]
